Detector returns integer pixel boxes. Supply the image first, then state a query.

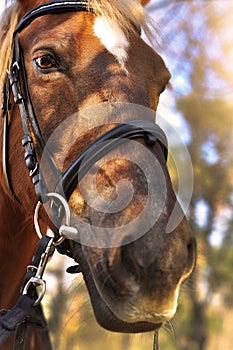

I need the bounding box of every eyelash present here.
[34,54,60,72]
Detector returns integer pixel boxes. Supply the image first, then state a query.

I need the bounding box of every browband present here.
[15,0,92,35]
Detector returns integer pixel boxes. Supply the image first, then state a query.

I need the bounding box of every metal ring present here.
[22,277,46,306]
[34,192,71,244]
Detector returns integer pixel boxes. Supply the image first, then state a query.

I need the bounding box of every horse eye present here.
[34,55,59,71]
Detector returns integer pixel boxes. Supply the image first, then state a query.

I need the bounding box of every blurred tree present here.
[147,1,233,349]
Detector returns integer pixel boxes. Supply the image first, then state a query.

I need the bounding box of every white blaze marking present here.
[94,16,129,71]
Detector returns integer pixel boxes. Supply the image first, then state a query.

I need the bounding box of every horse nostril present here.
[184,237,197,278]
[188,237,196,259]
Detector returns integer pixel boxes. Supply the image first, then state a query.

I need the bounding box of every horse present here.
[0,0,196,349]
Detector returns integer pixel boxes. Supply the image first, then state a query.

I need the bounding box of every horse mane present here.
[0,0,153,93]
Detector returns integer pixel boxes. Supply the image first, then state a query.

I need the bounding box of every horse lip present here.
[88,271,175,327]
[71,242,164,332]
[105,300,176,325]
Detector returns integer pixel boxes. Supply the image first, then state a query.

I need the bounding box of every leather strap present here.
[0,236,53,348]
[15,0,91,35]
[56,121,168,201]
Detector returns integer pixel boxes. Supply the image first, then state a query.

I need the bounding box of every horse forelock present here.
[89,0,153,37]
[0,0,155,93]
[0,3,20,93]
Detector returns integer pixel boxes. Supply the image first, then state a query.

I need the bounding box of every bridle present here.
[0,1,168,349]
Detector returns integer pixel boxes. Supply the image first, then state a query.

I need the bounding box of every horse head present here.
[0,0,196,339]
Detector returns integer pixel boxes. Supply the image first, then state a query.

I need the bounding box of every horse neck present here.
[0,185,38,308]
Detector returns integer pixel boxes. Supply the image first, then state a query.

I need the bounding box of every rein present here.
[0,1,167,349]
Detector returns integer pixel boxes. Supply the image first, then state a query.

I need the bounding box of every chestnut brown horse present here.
[0,0,196,349]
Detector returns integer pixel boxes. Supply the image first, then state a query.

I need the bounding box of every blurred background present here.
[2,0,233,349]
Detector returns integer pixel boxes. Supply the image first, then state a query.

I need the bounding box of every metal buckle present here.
[22,237,54,306]
[23,277,46,306]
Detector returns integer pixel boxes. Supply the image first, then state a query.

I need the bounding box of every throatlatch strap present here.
[14,1,90,35]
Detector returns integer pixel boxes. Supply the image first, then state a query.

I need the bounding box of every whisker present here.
[62,298,91,330]
[162,320,176,341]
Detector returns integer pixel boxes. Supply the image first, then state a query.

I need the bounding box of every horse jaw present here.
[71,242,163,333]
[71,221,196,332]
[68,152,196,332]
